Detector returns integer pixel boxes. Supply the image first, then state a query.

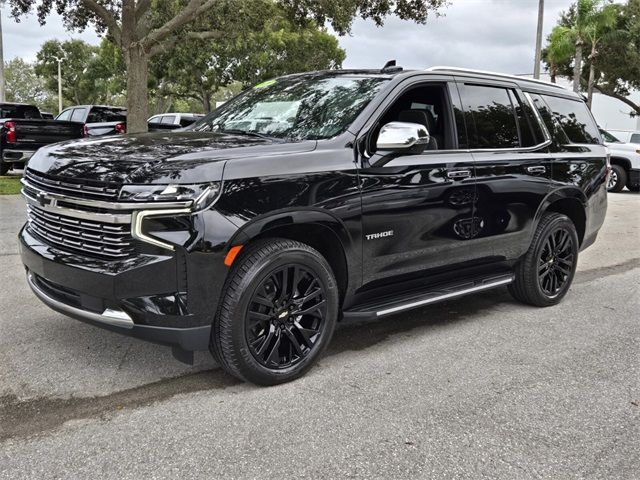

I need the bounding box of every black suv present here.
[20,66,608,385]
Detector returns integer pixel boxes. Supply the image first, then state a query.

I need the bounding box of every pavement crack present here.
[0,370,239,443]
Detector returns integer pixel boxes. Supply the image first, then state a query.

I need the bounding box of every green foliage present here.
[0,176,22,195]
[3,58,57,111]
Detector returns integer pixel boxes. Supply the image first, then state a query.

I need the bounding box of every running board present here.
[343,273,514,320]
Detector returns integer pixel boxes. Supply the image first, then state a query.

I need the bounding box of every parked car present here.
[600,129,640,192]
[56,105,127,137]
[1,102,84,175]
[148,113,204,131]
[606,129,640,145]
[20,66,608,385]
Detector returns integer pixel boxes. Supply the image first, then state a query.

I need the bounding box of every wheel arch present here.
[609,156,631,172]
[226,209,358,307]
[536,188,587,246]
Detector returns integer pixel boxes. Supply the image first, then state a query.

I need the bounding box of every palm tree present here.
[582,2,618,107]
[546,25,575,83]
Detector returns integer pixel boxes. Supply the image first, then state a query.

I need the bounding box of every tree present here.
[9,0,447,133]
[544,0,640,116]
[545,25,575,83]
[150,2,345,113]
[3,58,57,110]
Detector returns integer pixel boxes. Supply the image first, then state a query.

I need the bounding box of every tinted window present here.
[0,104,41,119]
[630,133,640,144]
[600,129,621,143]
[541,95,600,144]
[87,107,127,123]
[529,93,569,146]
[56,109,72,121]
[179,117,198,127]
[70,108,87,122]
[510,91,545,147]
[458,84,520,148]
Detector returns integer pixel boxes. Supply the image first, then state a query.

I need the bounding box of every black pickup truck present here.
[1,103,84,175]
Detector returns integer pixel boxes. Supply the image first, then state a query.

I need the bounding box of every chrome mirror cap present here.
[376,121,430,151]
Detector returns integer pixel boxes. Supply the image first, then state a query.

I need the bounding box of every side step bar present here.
[343,273,513,320]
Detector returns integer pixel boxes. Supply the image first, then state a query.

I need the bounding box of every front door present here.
[357,79,479,288]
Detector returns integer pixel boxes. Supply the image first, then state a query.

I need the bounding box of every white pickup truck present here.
[601,129,640,192]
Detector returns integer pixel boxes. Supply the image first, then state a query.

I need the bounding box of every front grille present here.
[24,168,121,201]
[27,205,134,259]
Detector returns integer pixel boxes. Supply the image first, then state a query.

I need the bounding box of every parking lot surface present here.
[1,191,638,479]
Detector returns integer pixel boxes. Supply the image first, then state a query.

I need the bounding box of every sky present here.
[1,0,638,129]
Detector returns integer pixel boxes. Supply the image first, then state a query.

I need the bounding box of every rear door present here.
[455,79,552,261]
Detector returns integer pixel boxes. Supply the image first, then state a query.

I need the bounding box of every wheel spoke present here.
[292,320,318,348]
[297,300,326,316]
[284,328,304,356]
[248,310,271,324]
[252,294,273,309]
[264,332,282,365]
[255,325,276,356]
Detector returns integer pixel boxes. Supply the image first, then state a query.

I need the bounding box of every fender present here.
[532,185,588,243]
[224,207,362,297]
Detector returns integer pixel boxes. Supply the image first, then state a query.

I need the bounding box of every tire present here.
[210,238,339,385]
[0,162,10,176]
[607,164,627,193]
[509,213,579,307]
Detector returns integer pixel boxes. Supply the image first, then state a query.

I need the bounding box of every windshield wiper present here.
[219,129,275,140]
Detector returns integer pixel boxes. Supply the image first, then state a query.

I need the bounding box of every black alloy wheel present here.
[537,227,575,297]
[246,264,328,369]
[509,212,579,307]
[210,238,338,385]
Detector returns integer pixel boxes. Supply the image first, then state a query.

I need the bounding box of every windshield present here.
[600,129,621,143]
[192,75,388,140]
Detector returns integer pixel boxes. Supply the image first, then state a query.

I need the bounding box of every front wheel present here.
[210,239,338,385]
[509,213,579,307]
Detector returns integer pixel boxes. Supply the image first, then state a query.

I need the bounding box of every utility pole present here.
[533,0,544,79]
[0,6,5,102]
[53,56,63,114]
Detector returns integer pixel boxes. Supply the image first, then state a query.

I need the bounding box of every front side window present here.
[541,94,601,144]
[600,129,621,143]
[458,84,520,149]
[161,115,177,124]
[193,75,389,140]
[56,109,72,121]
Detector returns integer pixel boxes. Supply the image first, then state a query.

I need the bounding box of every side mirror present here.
[376,121,430,151]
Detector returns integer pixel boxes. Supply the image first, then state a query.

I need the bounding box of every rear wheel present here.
[210,238,338,385]
[607,164,627,192]
[509,213,579,307]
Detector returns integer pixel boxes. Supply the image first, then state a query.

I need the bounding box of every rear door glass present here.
[56,109,72,121]
[70,108,87,122]
[87,107,127,123]
[540,94,601,144]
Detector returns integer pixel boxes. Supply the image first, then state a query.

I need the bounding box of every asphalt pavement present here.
[0,191,638,479]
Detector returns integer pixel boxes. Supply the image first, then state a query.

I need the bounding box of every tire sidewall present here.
[608,165,626,193]
[224,245,338,385]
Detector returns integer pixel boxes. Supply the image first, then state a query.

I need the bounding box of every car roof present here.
[62,105,126,110]
[280,66,579,98]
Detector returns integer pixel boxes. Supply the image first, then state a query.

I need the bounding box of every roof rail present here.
[425,66,566,90]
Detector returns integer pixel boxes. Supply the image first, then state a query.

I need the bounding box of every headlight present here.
[120,182,221,210]
[123,182,222,251]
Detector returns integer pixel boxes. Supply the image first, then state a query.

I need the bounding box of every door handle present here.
[447,170,472,179]
[527,166,546,174]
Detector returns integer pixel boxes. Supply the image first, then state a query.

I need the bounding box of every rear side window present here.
[0,105,41,119]
[541,95,600,144]
[458,84,520,149]
[161,115,176,124]
[630,133,640,144]
[529,94,570,146]
[87,107,127,123]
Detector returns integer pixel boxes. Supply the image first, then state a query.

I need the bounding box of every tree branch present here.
[81,0,123,45]
[142,0,217,51]
[135,0,153,18]
[594,85,640,116]
[185,31,224,40]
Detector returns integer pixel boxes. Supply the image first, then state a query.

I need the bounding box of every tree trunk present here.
[573,38,583,93]
[124,44,149,134]
[203,94,211,113]
[550,63,557,83]
[586,63,596,109]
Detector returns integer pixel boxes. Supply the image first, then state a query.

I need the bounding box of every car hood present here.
[604,141,640,154]
[27,131,317,185]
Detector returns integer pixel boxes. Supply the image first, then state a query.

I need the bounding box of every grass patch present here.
[0,176,22,195]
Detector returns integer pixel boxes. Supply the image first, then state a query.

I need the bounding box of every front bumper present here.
[19,225,231,351]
